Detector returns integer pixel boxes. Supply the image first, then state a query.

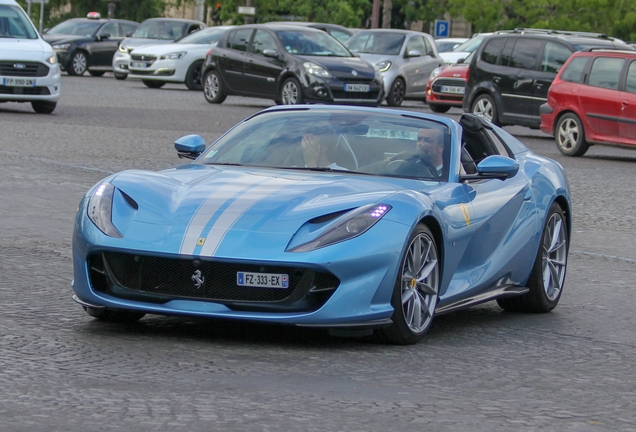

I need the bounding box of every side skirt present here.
[435,285,529,315]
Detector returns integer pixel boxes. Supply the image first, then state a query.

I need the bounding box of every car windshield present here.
[47,19,101,36]
[436,40,463,52]
[346,32,406,55]
[132,20,188,40]
[0,5,38,39]
[452,35,487,53]
[196,109,451,182]
[275,29,351,56]
[176,27,227,44]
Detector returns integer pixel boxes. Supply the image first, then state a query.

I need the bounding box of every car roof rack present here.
[579,47,636,53]
[509,28,615,40]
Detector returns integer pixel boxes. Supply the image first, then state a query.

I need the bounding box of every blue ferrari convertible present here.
[72,106,571,344]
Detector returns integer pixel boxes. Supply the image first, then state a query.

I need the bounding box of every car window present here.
[509,39,543,70]
[560,56,588,83]
[48,20,101,36]
[453,35,486,53]
[132,20,187,40]
[187,24,202,34]
[0,4,38,39]
[120,22,138,37]
[177,27,227,44]
[250,29,278,54]
[330,29,350,44]
[98,22,120,38]
[227,28,253,52]
[275,29,350,56]
[346,32,405,55]
[480,38,505,65]
[541,41,572,73]
[625,61,636,94]
[406,35,427,54]
[588,57,624,90]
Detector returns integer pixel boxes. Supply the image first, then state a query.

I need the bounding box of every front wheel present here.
[89,70,105,77]
[113,72,127,80]
[497,202,568,313]
[429,104,451,113]
[203,70,227,104]
[386,78,405,107]
[142,80,165,89]
[185,60,204,91]
[31,101,56,114]
[471,94,498,124]
[279,77,303,105]
[68,51,88,76]
[376,224,440,344]
[555,113,589,157]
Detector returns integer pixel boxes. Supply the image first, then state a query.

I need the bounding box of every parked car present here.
[440,33,491,65]
[540,48,636,156]
[70,105,571,345]
[463,29,633,128]
[0,0,61,113]
[42,12,139,76]
[265,21,355,45]
[435,37,468,53]
[112,18,206,80]
[202,24,383,106]
[127,26,232,90]
[345,29,442,106]
[425,52,472,112]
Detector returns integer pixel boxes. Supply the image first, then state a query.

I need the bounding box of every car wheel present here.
[68,51,88,76]
[280,77,303,105]
[113,72,127,81]
[142,80,166,89]
[386,78,405,107]
[31,101,56,114]
[84,306,146,323]
[429,104,450,113]
[185,60,204,91]
[376,224,439,345]
[203,70,227,104]
[555,113,589,157]
[497,202,568,313]
[471,94,498,124]
[89,71,105,77]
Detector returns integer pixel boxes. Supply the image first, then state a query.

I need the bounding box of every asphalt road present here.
[1,76,635,431]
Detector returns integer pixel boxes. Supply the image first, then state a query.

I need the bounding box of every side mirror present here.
[457,57,466,64]
[460,155,519,182]
[175,134,206,160]
[262,49,280,59]
[406,49,421,58]
[97,33,110,41]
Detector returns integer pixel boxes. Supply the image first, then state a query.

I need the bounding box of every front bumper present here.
[0,63,61,103]
[299,73,384,106]
[425,77,466,107]
[112,51,131,75]
[128,58,187,83]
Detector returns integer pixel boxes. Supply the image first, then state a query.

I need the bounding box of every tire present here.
[31,101,57,114]
[142,80,166,89]
[279,77,303,105]
[376,224,440,344]
[429,104,451,113]
[89,71,105,77]
[386,78,405,107]
[114,72,127,81]
[84,306,146,323]
[497,202,568,313]
[68,51,88,76]
[185,60,204,91]
[471,93,498,124]
[555,113,589,157]
[203,70,227,104]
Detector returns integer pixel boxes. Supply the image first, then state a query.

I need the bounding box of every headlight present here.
[160,51,187,60]
[375,60,392,72]
[52,43,70,51]
[303,61,332,78]
[119,43,127,53]
[87,182,123,238]
[288,204,391,252]
[46,53,57,64]
[429,67,442,80]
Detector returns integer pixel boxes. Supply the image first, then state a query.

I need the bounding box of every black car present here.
[43,13,139,76]
[264,21,356,45]
[463,29,632,128]
[201,24,384,106]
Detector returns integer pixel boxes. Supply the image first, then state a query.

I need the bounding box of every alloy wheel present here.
[557,118,580,152]
[205,73,219,99]
[542,212,567,301]
[473,97,494,121]
[73,53,87,75]
[282,81,299,105]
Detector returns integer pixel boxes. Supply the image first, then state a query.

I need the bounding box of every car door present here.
[90,22,122,67]
[619,60,636,144]
[243,29,284,96]
[402,34,439,97]
[218,28,253,92]
[579,56,625,140]
[534,41,574,119]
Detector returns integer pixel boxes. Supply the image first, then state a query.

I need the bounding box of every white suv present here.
[0,0,61,113]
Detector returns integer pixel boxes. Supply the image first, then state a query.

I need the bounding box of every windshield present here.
[346,32,405,55]
[196,109,451,182]
[0,5,38,39]
[452,35,487,53]
[275,29,351,56]
[132,20,188,40]
[176,27,227,44]
[47,20,101,36]
[436,40,463,52]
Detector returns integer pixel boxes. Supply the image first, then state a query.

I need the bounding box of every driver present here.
[416,128,444,174]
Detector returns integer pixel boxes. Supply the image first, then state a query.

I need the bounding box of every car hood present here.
[0,38,54,61]
[107,166,423,256]
[437,63,469,78]
[440,51,470,64]
[42,34,86,45]
[130,42,216,56]
[299,55,377,79]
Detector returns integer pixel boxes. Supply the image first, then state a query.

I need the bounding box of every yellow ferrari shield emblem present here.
[197,237,206,246]
[460,204,471,226]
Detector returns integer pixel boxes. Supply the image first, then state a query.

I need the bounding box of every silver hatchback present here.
[346,29,442,106]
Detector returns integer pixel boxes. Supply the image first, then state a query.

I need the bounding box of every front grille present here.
[89,252,340,312]
[128,70,155,75]
[332,90,380,100]
[339,77,374,83]
[130,54,157,65]
[0,86,51,95]
[433,78,466,86]
[0,61,49,77]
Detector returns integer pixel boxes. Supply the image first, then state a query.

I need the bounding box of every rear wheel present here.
[471,93,498,124]
[555,113,589,157]
[89,70,105,77]
[376,224,439,344]
[31,101,56,114]
[386,78,405,107]
[68,51,87,76]
[84,306,146,323]
[280,77,303,105]
[114,72,127,80]
[203,70,227,103]
[185,60,204,91]
[142,80,165,89]
[429,104,450,113]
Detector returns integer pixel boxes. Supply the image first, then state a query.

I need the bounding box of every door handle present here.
[493,76,501,84]
[622,100,629,107]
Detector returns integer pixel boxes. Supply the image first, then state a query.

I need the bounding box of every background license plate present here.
[2,77,36,87]
[237,272,289,289]
[440,85,464,94]
[131,62,147,68]
[345,84,370,92]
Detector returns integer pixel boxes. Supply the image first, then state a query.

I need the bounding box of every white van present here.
[0,0,61,113]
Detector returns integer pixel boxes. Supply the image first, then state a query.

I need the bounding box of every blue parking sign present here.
[435,20,450,38]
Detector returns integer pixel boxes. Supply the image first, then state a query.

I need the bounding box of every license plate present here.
[344,84,370,92]
[131,62,147,68]
[1,77,36,87]
[440,85,464,94]
[237,271,289,289]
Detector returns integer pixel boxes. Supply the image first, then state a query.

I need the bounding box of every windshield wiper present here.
[205,162,243,166]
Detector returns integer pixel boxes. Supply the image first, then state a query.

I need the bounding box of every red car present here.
[540,48,636,156]
[425,61,469,113]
